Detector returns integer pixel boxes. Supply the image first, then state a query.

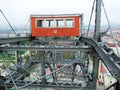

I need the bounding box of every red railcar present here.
[31,14,81,37]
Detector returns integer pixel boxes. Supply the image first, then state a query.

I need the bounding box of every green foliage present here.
[63,53,74,59]
[24,54,30,60]
[31,51,36,57]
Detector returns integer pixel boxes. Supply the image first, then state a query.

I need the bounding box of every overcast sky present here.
[0,0,120,28]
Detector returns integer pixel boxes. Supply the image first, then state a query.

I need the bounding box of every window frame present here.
[36,19,45,28]
[65,19,74,27]
[36,18,75,28]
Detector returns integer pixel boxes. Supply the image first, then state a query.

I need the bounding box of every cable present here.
[0,9,17,36]
[86,0,96,36]
[24,18,30,30]
[101,1,110,33]
[101,0,120,57]
[23,18,31,36]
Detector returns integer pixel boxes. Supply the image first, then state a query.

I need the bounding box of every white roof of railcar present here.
[31,14,82,17]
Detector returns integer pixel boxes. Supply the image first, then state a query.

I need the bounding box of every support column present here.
[16,51,22,68]
[37,51,47,84]
[92,55,99,87]
[87,54,99,89]
[53,60,57,82]
[72,63,75,82]
[41,60,47,84]
[94,0,102,41]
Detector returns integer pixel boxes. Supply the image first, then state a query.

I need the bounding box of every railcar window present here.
[36,18,74,28]
[56,19,65,27]
[46,20,55,27]
[37,20,45,27]
[66,19,74,27]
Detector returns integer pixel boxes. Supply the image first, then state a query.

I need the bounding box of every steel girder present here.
[79,37,120,83]
[0,37,30,44]
[0,46,93,52]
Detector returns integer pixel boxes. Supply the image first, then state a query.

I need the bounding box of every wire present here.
[23,18,31,36]
[0,9,17,36]
[86,0,96,36]
[101,1,110,33]
[101,0,120,57]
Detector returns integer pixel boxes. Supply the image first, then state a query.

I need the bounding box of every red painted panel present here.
[31,15,80,37]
